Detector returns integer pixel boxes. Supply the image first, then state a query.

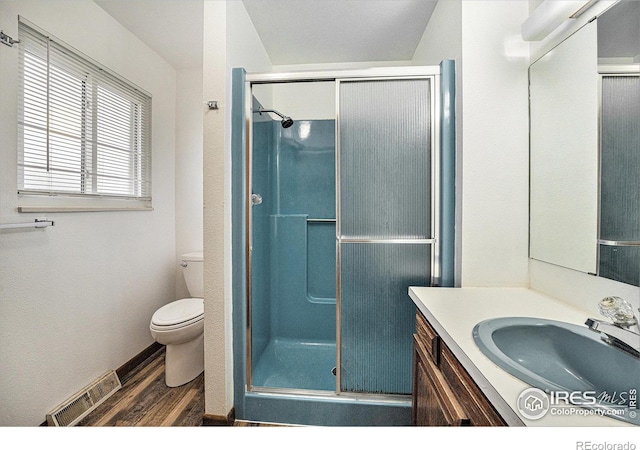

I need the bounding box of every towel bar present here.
[0,219,54,230]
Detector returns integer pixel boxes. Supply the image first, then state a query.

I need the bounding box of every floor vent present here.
[46,370,121,426]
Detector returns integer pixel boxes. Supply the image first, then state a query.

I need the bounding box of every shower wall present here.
[251,114,336,384]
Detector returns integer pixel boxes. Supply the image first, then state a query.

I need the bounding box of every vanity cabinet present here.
[412,310,507,426]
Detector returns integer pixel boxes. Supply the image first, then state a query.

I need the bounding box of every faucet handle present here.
[598,296,637,326]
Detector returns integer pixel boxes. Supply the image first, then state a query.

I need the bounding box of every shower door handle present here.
[251,193,263,205]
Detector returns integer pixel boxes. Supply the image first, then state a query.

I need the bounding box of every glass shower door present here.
[599,74,640,286]
[338,78,435,394]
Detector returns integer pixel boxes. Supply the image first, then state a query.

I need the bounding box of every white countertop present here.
[409,286,634,427]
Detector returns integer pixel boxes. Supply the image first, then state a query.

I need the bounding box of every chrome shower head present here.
[256,107,294,128]
[281,116,294,128]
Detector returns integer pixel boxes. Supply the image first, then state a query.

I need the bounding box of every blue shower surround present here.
[231,63,457,426]
[250,117,337,391]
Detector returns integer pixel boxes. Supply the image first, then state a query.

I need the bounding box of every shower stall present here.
[231,64,456,426]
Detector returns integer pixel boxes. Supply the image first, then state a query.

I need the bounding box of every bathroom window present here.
[17,19,152,210]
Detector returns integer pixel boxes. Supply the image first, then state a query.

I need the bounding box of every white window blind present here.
[17,19,152,203]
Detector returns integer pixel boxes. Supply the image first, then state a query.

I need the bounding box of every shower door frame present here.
[244,66,441,399]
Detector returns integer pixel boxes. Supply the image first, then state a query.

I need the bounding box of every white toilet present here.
[150,251,204,387]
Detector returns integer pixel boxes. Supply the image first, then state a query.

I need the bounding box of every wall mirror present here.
[529,0,640,286]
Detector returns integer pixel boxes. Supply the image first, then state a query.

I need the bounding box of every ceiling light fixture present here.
[521,0,599,41]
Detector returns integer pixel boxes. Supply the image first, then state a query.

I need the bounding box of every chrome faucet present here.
[585,296,640,358]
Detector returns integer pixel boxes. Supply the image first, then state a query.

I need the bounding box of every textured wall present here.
[176,67,204,299]
[203,0,273,417]
[0,0,176,425]
[460,0,530,287]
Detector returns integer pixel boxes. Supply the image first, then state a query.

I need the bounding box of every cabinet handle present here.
[431,336,440,365]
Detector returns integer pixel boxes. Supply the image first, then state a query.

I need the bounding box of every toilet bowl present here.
[150,252,204,387]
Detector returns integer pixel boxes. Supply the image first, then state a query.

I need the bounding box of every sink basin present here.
[473,317,640,425]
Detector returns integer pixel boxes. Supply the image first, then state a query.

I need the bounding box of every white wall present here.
[202,0,226,420]
[175,67,204,298]
[411,0,463,286]
[271,82,335,121]
[0,0,176,426]
[459,0,531,287]
[411,0,531,288]
[203,0,272,418]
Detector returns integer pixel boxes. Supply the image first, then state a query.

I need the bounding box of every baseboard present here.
[40,342,163,426]
[202,407,235,426]
[116,342,164,384]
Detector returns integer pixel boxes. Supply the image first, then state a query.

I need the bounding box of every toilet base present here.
[164,333,204,387]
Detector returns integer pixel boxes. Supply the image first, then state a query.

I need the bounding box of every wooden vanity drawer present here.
[440,342,507,426]
[416,310,440,365]
[413,308,507,427]
[413,336,470,426]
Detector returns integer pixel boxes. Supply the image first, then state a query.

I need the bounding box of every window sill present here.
[17,194,153,213]
[18,205,153,213]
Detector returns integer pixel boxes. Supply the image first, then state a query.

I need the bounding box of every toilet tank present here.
[181,252,203,298]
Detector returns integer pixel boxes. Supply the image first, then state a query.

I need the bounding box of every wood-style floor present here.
[77,347,204,427]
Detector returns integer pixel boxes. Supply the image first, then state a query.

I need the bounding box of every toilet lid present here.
[152,298,204,327]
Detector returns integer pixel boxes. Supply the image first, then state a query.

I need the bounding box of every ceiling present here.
[242,0,437,65]
[95,0,438,70]
[94,0,204,69]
